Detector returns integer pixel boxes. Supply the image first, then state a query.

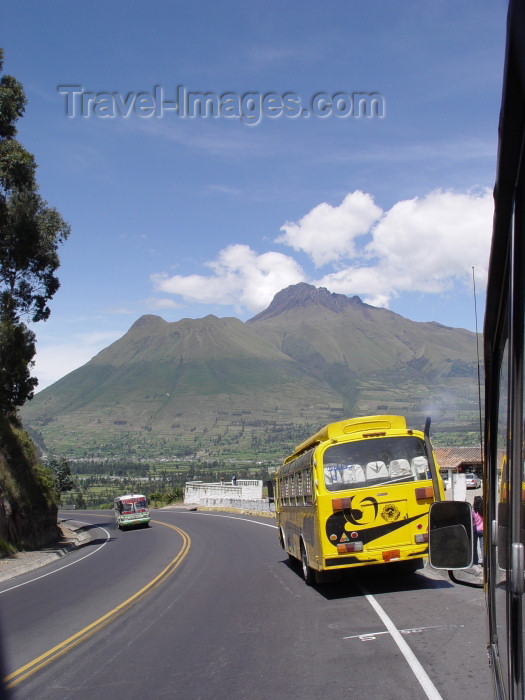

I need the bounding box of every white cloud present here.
[316,188,493,304]
[313,266,395,308]
[276,190,383,266]
[151,188,493,314]
[152,243,305,312]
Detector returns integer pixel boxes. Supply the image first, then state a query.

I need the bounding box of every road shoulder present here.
[0,520,92,583]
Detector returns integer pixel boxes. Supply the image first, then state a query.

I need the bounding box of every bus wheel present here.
[300,540,315,586]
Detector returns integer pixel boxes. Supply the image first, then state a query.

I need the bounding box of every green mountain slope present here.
[249,284,478,413]
[21,284,482,460]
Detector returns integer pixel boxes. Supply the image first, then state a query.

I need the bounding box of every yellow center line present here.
[4,520,191,689]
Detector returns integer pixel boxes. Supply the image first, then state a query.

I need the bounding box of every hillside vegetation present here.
[21,284,483,464]
[0,414,59,552]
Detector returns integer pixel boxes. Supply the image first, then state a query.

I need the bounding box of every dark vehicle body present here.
[429,2,525,698]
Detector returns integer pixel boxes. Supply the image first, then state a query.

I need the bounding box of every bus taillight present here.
[332,497,352,511]
[337,541,363,554]
[415,486,434,500]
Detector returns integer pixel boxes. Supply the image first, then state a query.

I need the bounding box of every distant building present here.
[434,447,483,476]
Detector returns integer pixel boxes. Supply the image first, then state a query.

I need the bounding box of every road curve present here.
[0,509,492,700]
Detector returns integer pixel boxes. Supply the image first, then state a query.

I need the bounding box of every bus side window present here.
[305,469,313,505]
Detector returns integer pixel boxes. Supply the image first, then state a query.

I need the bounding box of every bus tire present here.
[300,540,315,586]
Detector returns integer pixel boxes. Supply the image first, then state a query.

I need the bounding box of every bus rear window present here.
[322,436,430,491]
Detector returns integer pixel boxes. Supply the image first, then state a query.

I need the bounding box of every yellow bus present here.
[275,414,444,583]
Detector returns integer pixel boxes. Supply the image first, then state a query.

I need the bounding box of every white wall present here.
[184,480,267,511]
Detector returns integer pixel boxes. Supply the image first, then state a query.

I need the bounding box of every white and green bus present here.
[114,494,150,530]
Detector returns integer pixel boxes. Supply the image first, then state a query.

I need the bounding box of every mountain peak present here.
[248,283,365,322]
[129,315,167,330]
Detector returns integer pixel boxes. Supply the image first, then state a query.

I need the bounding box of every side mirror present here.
[266,479,275,503]
[428,501,473,569]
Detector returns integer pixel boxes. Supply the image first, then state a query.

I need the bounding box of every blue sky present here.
[3,0,507,390]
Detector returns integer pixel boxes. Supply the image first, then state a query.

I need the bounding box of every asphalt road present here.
[0,509,491,700]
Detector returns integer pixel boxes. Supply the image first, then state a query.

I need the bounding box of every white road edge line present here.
[358,580,443,700]
[0,520,111,595]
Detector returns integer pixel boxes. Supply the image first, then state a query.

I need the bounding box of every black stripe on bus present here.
[326,511,426,547]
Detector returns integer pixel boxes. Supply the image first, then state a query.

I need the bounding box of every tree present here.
[0,298,37,410]
[0,49,70,412]
[48,457,75,496]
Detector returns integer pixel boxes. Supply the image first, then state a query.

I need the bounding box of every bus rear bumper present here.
[324,549,427,569]
[119,517,151,529]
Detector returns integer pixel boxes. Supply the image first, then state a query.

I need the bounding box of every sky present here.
[2,0,508,391]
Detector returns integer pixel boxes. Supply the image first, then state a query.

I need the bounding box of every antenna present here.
[472,267,483,468]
